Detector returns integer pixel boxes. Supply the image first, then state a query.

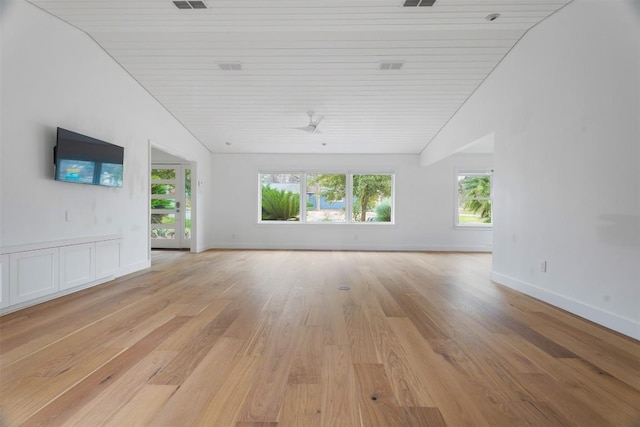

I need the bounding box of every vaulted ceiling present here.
[29,0,572,154]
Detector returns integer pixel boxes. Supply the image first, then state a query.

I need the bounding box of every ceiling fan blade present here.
[291,125,315,132]
[288,111,323,133]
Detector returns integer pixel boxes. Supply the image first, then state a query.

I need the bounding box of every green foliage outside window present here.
[151,199,175,209]
[374,199,392,222]
[307,174,346,202]
[353,175,392,222]
[458,175,492,223]
[150,167,192,239]
[309,174,392,222]
[261,185,300,221]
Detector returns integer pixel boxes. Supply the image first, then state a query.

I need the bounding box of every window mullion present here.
[346,173,353,223]
[301,174,307,222]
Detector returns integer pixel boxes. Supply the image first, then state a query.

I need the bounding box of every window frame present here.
[350,173,395,224]
[258,171,395,225]
[455,169,493,229]
[305,173,348,224]
[258,172,303,222]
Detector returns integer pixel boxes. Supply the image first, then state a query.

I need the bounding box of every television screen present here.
[99,163,123,187]
[54,128,124,187]
[56,159,96,184]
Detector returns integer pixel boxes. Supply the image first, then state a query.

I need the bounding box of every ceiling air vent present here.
[219,63,242,71]
[379,61,404,71]
[173,1,207,9]
[403,0,436,6]
[189,1,207,9]
[173,1,191,9]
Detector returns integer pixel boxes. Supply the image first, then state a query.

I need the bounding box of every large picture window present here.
[259,172,394,224]
[456,171,492,227]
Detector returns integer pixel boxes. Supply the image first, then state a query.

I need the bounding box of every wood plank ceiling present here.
[29,0,572,154]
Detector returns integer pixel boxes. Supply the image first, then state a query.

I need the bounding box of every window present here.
[258,172,394,224]
[456,171,492,227]
[184,168,192,240]
[352,174,393,222]
[306,174,346,223]
[260,173,301,221]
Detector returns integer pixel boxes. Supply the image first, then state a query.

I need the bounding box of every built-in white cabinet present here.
[0,236,121,313]
[1,255,9,309]
[96,240,121,280]
[10,248,59,305]
[60,243,95,291]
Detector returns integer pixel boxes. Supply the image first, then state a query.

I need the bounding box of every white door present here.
[150,164,191,249]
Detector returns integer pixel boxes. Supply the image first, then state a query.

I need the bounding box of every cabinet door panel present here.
[10,248,59,304]
[60,243,95,290]
[96,240,121,279]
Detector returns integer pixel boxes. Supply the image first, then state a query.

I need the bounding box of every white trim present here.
[117,260,151,277]
[188,162,198,253]
[0,274,113,315]
[301,173,308,221]
[454,169,493,228]
[1,235,121,255]
[150,162,192,249]
[491,271,640,341]
[0,258,150,316]
[147,140,152,265]
[455,223,493,231]
[150,143,196,253]
[346,173,354,222]
[208,243,492,252]
[256,221,395,227]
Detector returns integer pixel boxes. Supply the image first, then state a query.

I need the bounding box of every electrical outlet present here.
[539,260,547,272]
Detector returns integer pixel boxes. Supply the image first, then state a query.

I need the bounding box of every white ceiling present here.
[30,0,572,154]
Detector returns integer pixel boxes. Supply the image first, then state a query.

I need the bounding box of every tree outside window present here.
[352,174,392,222]
[306,174,346,223]
[258,172,394,224]
[457,172,492,226]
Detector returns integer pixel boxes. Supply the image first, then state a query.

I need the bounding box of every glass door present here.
[150,164,191,249]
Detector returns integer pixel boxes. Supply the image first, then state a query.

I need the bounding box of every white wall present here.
[209,153,493,251]
[151,148,190,164]
[422,0,640,339]
[0,0,213,272]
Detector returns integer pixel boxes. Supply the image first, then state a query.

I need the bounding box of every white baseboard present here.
[491,271,640,341]
[206,242,492,252]
[0,275,115,315]
[117,260,151,277]
[1,260,151,316]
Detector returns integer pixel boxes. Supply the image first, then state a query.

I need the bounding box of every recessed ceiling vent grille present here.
[403,0,436,6]
[219,63,242,71]
[379,61,404,70]
[173,1,207,9]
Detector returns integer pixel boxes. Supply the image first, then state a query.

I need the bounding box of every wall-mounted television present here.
[54,127,124,188]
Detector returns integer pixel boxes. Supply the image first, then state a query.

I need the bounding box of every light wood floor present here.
[1,250,639,426]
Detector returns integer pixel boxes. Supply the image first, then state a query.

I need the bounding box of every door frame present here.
[150,163,189,249]
[148,141,197,255]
